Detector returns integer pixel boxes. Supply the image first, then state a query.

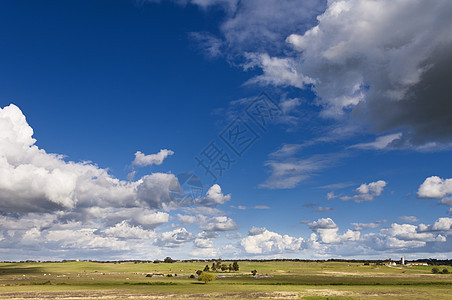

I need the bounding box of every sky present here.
[1,0,452,261]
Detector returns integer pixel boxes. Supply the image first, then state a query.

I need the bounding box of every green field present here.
[1,261,452,299]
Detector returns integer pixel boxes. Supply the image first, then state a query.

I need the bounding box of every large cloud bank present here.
[0,104,234,260]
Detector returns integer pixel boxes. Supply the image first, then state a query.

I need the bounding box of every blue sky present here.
[1,0,452,261]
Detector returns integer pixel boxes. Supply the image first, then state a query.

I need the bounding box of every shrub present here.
[432,267,440,274]
[442,268,449,274]
[198,272,215,284]
[251,270,257,276]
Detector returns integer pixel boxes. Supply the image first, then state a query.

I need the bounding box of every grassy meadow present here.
[1,260,452,299]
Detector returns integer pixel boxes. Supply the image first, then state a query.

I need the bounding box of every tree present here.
[211,263,217,272]
[203,265,210,272]
[442,268,449,274]
[163,257,174,263]
[432,267,440,274]
[221,264,227,271]
[232,261,239,271]
[228,264,232,271]
[198,272,215,284]
[215,260,222,269]
[196,270,203,276]
[251,270,257,276]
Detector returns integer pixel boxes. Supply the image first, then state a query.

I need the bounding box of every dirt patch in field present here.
[303,289,352,297]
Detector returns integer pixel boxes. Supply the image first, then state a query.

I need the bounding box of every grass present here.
[0,261,452,299]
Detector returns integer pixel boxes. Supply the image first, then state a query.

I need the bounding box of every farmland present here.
[1,260,452,299]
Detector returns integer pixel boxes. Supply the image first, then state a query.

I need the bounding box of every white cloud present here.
[46,229,129,251]
[351,221,383,231]
[350,133,402,150]
[193,238,214,248]
[356,180,386,196]
[248,226,266,236]
[398,216,419,223]
[132,149,174,167]
[418,176,452,199]
[308,218,360,244]
[194,184,231,206]
[200,216,238,231]
[189,247,218,258]
[341,180,387,203]
[0,104,182,214]
[260,153,338,189]
[104,221,154,239]
[270,144,302,158]
[380,223,444,242]
[244,53,314,88]
[176,214,199,225]
[326,192,337,200]
[241,227,304,254]
[155,228,194,248]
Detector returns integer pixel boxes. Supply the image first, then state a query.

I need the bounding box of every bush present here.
[198,272,215,284]
[442,268,449,274]
[196,270,202,276]
[432,267,440,274]
[189,274,195,278]
[251,270,257,276]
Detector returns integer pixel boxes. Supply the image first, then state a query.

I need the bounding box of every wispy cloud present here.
[260,152,343,189]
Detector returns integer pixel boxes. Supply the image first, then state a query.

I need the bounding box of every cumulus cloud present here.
[200,216,238,231]
[308,218,360,244]
[46,228,130,251]
[418,176,452,199]
[0,104,183,214]
[194,184,231,206]
[0,104,191,259]
[241,227,304,254]
[187,0,452,149]
[104,221,154,239]
[285,0,452,147]
[132,149,174,167]
[189,0,452,149]
[155,228,194,248]
[341,180,387,203]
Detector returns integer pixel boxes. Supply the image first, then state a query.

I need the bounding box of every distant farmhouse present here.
[406,262,428,266]
[382,257,428,267]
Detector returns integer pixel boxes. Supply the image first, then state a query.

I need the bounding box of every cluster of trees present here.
[201,260,239,272]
